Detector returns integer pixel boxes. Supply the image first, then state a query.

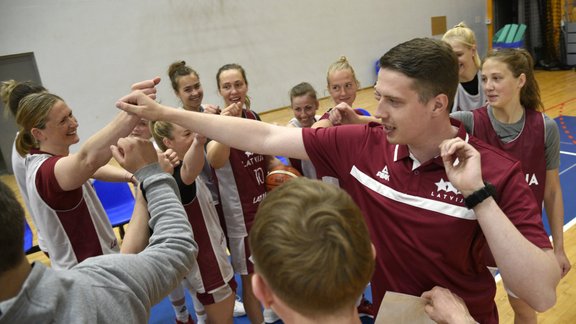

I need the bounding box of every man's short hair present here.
[0,181,25,272]
[249,178,375,317]
[379,38,459,109]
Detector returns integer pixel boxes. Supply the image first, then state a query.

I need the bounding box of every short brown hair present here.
[379,38,459,109]
[249,178,374,317]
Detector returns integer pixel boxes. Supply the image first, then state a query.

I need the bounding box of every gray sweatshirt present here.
[0,164,197,323]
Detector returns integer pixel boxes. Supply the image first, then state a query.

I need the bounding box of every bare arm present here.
[54,111,140,191]
[206,102,241,169]
[53,79,162,191]
[92,164,135,184]
[329,103,379,125]
[440,138,561,311]
[206,141,231,169]
[116,91,309,160]
[120,188,150,254]
[544,168,571,277]
[180,134,206,185]
[108,137,196,305]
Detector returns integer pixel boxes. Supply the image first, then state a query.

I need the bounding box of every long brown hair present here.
[483,48,543,111]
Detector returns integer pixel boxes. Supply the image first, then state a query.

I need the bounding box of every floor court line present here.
[560,151,576,157]
[545,97,576,112]
[564,217,576,232]
[560,162,576,176]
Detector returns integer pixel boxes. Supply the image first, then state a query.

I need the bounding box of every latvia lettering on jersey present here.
[216,109,268,237]
[233,110,267,205]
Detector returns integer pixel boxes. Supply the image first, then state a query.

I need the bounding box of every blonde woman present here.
[442,22,487,112]
[14,91,142,269]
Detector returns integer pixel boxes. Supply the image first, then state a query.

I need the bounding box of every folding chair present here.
[24,219,40,254]
[92,180,135,239]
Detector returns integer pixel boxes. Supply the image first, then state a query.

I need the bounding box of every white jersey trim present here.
[349,165,477,220]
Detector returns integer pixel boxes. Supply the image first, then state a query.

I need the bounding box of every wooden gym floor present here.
[1,69,575,323]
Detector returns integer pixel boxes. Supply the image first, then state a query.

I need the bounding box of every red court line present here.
[544,97,576,112]
[557,103,576,145]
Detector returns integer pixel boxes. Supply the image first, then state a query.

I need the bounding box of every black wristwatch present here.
[464,181,496,209]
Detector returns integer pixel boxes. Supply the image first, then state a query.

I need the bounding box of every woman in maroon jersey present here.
[151,120,236,324]
[14,91,141,270]
[208,63,281,324]
[452,48,570,324]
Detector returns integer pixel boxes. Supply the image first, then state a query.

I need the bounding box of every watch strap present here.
[464,181,496,209]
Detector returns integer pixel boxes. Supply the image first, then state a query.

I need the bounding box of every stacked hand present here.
[193,133,207,146]
[111,138,159,174]
[116,90,165,121]
[131,77,161,99]
[203,104,221,115]
[329,103,360,125]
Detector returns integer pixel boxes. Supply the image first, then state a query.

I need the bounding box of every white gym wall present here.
[0,0,487,148]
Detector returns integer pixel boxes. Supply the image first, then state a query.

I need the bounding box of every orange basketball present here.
[266,165,302,191]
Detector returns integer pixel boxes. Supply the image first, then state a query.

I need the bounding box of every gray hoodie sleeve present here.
[75,163,197,319]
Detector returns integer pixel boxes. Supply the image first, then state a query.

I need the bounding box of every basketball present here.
[266,165,302,191]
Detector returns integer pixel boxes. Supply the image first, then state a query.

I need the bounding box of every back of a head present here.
[0,181,25,273]
[250,178,374,318]
[442,22,481,68]
[379,38,459,108]
[289,82,318,104]
[0,80,47,118]
[484,48,542,111]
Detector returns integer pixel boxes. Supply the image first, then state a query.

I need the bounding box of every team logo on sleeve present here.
[376,165,390,181]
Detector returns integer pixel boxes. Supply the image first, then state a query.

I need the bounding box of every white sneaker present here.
[195,313,207,324]
[233,296,246,317]
[263,308,280,323]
